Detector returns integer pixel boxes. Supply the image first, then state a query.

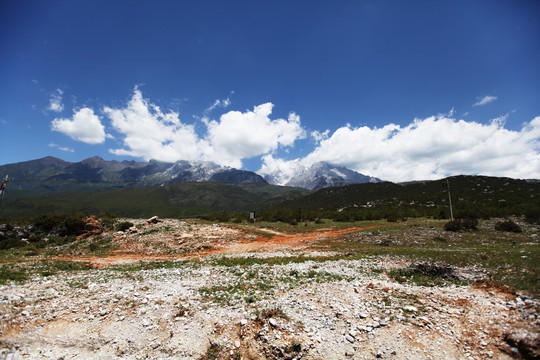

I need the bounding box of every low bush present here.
[444,220,462,232]
[115,221,134,232]
[444,218,478,232]
[0,238,27,250]
[461,218,478,230]
[33,213,87,236]
[524,210,539,224]
[495,219,521,233]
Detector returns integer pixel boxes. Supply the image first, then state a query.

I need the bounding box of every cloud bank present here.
[260,115,540,182]
[101,89,305,167]
[50,88,540,182]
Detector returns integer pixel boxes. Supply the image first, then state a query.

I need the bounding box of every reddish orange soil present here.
[234,225,384,248]
[49,225,385,268]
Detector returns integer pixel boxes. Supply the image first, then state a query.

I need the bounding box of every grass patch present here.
[387,268,470,287]
[200,342,223,360]
[0,260,92,284]
[254,306,289,322]
[242,219,388,235]
[0,264,28,284]
[313,218,540,297]
[107,260,185,272]
[199,279,274,305]
[210,253,362,268]
[37,260,92,277]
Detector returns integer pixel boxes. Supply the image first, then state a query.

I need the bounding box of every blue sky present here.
[1,0,539,182]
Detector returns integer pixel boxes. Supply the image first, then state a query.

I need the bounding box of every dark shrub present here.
[115,221,134,232]
[444,218,478,232]
[333,212,351,222]
[495,219,521,233]
[33,213,86,236]
[461,218,478,230]
[525,210,539,224]
[0,238,27,250]
[63,214,87,236]
[444,220,462,232]
[33,214,64,232]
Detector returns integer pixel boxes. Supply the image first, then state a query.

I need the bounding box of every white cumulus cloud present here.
[51,108,106,144]
[473,95,498,107]
[53,88,306,168]
[260,115,540,182]
[48,89,64,112]
[203,103,306,167]
[104,88,203,163]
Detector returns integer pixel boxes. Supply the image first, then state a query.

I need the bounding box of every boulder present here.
[146,216,162,224]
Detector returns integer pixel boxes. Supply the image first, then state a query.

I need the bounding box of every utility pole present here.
[447,179,454,221]
[0,175,8,207]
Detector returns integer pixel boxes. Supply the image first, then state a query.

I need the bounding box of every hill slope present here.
[263,175,540,220]
[0,182,307,218]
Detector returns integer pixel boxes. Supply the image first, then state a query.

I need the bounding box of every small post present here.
[447,179,454,221]
[0,175,9,207]
[249,211,255,222]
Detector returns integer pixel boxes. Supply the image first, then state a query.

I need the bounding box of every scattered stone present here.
[146,216,162,224]
[0,219,535,360]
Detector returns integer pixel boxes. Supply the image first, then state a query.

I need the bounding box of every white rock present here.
[404,305,418,312]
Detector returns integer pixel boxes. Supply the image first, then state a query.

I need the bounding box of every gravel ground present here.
[1,253,538,359]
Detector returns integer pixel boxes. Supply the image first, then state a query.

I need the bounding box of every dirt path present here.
[218,225,384,253]
[45,225,385,268]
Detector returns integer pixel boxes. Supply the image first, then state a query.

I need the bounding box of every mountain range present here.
[0,157,538,220]
[0,156,380,192]
[265,161,380,189]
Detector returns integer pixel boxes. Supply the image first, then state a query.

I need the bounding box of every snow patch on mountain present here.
[262,161,381,190]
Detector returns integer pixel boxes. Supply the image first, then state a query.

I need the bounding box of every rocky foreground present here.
[0,219,539,359]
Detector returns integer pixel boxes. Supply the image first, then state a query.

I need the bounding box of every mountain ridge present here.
[0,156,378,191]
